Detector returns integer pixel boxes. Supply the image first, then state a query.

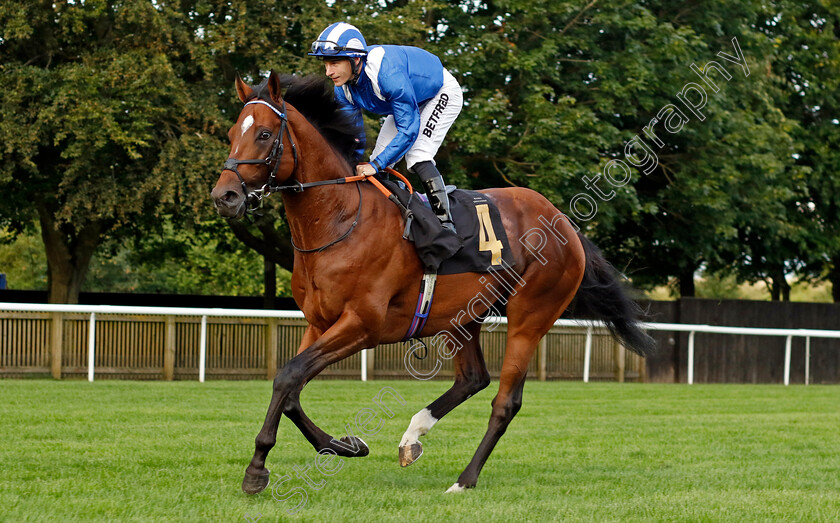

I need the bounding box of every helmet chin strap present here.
[349,57,362,85]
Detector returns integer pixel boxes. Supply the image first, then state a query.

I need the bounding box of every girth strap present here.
[402,272,437,341]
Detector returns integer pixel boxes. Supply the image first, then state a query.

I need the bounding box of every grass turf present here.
[1,379,838,522]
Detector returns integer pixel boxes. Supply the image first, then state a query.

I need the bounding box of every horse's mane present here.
[248,74,360,166]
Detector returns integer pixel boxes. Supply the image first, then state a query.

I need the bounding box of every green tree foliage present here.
[759,1,840,300]
[0,227,48,290]
[0,0,227,302]
[422,1,805,299]
[0,222,293,296]
[0,0,836,303]
[85,231,292,297]
[0,0,318,303]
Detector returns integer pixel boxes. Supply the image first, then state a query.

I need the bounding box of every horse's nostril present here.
[214,190,241,208]
[222,190,239,203]
[213,188,244,217]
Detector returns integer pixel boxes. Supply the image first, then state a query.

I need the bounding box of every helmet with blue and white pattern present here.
[309,23,368,58]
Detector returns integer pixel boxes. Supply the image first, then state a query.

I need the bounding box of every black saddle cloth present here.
[378,178,515,275]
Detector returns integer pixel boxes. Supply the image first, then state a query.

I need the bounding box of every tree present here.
[2,0,832,304]
[420,0,801,298]
[0,1,226,302]
[0,0,337,303]
[760,1,840,301]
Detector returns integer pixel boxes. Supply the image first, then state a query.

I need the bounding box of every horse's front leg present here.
[242,312,373,494]
[274,325,370,457]
[283,389,370,457]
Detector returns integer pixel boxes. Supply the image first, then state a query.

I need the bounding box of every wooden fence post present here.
[614,340,625,383]
[164,316,176,381]
[266,318,278,380]
[538,336,547,381]
[51,312,63,380]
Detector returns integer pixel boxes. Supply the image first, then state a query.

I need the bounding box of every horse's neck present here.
[281,111,362,248]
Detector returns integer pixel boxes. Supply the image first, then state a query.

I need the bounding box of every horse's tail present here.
[571,232,656,357]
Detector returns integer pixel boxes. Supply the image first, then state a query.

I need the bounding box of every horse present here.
[211,71,655,494]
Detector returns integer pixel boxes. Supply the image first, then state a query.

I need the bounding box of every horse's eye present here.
[258,130,272,140]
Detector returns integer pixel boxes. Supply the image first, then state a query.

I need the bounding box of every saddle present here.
[372,173,516,340]
[377,177,515,275]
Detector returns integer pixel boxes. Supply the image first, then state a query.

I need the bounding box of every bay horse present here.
[211,71,655,494]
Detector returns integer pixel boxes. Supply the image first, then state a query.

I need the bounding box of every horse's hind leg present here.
[398,320,490,466]
[445,338,530,493]
[447,259,583,492]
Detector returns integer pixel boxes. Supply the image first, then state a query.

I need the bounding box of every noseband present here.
[222,98,299,213]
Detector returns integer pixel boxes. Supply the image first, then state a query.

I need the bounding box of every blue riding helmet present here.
[309,22,368,58]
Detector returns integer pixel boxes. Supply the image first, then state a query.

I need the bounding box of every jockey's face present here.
[324,58,360,87]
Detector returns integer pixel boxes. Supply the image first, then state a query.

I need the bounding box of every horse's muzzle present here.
[211,187,246,219]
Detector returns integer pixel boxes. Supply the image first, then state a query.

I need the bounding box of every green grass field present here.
[1,379,839,522]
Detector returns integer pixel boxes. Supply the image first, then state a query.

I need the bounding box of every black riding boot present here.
[413,161,456,234]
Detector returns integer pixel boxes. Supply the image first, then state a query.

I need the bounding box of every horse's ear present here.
[235,72,252,103]
[267,70,285,103]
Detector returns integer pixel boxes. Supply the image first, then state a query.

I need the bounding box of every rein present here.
[275,167,413,197]
[290,183,363,253]
[283,169,416,252]
[222,96,416,252]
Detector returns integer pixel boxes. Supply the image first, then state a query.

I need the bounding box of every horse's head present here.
[212,71,298,218]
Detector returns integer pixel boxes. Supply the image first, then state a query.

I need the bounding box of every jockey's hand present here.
[356,163,377,177]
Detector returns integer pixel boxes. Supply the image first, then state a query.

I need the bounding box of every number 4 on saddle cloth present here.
[375,177,516,340]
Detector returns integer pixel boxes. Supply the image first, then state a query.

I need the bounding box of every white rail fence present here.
[1,302,839,385]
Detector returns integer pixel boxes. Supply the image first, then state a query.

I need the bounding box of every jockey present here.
[309,22,463,233]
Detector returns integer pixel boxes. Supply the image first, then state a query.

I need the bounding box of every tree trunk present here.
[264,256,276,309]
[227,212,295,273]
[769,268,790,302]
[769,281,780,301]
[37,203,106,304]
[830,258,840,303]
[678,269,695,297]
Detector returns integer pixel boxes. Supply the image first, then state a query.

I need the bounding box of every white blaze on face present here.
[241,114,255,136]
[234,114,255,155]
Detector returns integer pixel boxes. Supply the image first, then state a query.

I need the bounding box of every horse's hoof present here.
[331,436,370,457]
[399,442,423,467]
[242,468,270,494]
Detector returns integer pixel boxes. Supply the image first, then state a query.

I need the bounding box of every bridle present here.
[221,96,364,253]
[220,95,416,253]
[221,98,299,213]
